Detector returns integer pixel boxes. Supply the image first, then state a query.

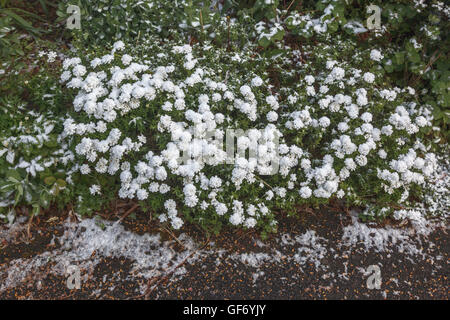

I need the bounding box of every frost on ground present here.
[0,201,447,297]
[292,231,328,269]
[0,216,28,243]
[0,218,202,295]
[340,216,429,260]
[224,217,442,286]
[225,230,328,285]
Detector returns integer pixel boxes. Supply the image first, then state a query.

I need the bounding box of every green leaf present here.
[0,181,14,193]
[44,176,56,185]
[56,179,67,188]
[7,169,21,181]
[393,52,405,65]
[407,51,421,63]
[32,203,40,216]
[258,36,271,48]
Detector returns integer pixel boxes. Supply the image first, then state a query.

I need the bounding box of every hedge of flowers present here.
[0,0,448,235]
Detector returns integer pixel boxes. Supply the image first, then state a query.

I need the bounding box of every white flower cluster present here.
[59,41,437,230]
[378,149,436,194]
[60,42,287,228]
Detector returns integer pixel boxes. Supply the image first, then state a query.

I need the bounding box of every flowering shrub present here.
[49,31,436,233]
[62,1,448,141]
[59,39,283,232]
[266,0,449,140]
[1,0,447,234]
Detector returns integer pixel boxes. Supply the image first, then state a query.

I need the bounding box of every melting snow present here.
[0,209,446,294]
[340,216,428,259]
[0,218,202,294]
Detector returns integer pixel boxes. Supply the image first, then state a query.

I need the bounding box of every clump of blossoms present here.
[61,40,285,231]
[276,38,437,220]
[59,39,438,232]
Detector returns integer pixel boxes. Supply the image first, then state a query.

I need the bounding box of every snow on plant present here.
[55,36,439,232]
[59,0,240,47]
[0,109,73,215]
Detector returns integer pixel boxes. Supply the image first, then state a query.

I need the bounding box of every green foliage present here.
[0,0,54,59]
[1,0,448,231]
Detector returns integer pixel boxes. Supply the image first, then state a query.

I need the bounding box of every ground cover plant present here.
[0,0,448,238]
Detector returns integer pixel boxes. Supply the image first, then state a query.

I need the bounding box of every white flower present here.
[47,51,57,63]
[355,155,367,166]
[381,125,393,136]
[306,86,316,96]
[149,182,159,192]
[60,70,71,82]
[159,184,170,193]
[6,151,15,164]
[319,85,329,94]
[209,176,222,188]
[319,116,330,128]
[305,75,315,85]
[363,72,375,83]
[345,158,357,171]
[338,122,349,132]
[356,88,368,106]
[212,93,222,102]
[326,60,337,69]
[183,183,198,207]
[113,41,125,52]
[370,49,383,62]
[266,95,279,110]
[80,164,91,175]
[330,67,345,80]
[215,202,228,215]
[101,54,114,64]
[95,158,108,173]
[244,217,257,228]
[361,112,373,123]
[229,212,244,225]
[251,76,263,87]
[90,58,102,68]
[136,189,148,200]
[159,214,168,223]
[415,116,427,127]
[121,54,133,65]
[299,186,312,199]
[240,85,253,98]
[155,167,167,180]
[301,159,311,170]
[171,217,184,229]
[414,157,425,170]
[358,143,371,156]
[89,184,101,195]
[267,111,278,122]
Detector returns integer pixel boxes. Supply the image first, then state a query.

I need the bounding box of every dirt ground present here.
[0,208,448,300]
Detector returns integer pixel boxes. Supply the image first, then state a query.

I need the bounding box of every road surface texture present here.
[0,208,448,300]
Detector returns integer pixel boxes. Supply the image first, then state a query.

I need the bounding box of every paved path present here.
[0,210,448,299]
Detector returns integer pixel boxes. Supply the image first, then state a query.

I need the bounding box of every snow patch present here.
[293,230,328,269]
[0,218,202,294]
[340,216,428,259]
